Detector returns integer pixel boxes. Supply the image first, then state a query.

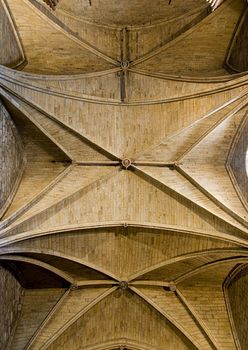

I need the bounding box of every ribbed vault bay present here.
[0,0,246,76]
[0,0,248,349]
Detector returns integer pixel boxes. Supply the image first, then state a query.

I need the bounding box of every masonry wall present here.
[0,100,24,216]
[227,266,248,350]
[0,265,23,350]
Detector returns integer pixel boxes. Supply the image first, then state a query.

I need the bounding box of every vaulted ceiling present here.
[0,0,248,350]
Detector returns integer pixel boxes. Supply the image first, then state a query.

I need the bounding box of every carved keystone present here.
[121,60,130,70]
[169,283,177,292]
[122,158,132,169]
[70,284,78,291]
[119,281,129,290]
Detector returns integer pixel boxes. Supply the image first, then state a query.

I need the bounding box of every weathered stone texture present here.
[0,266,23,350]
[227,265,248,350]
[0,100,24,215]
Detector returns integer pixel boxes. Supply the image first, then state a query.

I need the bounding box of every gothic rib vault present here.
[0,0,248,349]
